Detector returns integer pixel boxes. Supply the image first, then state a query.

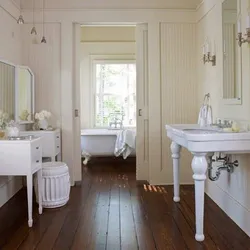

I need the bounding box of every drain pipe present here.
[207,153,239,181]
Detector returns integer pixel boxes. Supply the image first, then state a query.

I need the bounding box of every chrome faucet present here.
[211,119,233,128]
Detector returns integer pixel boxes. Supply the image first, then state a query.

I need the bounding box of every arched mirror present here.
[15,66,35,123]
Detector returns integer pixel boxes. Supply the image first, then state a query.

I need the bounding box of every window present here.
[94,61,136,128]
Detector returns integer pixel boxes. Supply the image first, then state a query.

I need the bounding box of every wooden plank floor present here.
[1,159,250,250]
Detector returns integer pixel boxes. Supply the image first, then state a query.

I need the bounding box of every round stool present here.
[35,161,70,208]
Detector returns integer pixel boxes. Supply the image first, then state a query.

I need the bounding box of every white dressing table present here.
[0,137,43,227]
[20,129,61,161]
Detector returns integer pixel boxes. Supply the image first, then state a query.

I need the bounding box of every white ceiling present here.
[16,0,203,10]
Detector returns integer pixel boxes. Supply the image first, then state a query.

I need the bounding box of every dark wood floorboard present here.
[1,159,250,250]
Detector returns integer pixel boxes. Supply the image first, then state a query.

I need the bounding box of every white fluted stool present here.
[35,161,70,208]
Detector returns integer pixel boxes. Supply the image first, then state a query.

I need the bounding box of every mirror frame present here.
[0,58,16,121]
[14,65,35,124]
[221,0,242,105]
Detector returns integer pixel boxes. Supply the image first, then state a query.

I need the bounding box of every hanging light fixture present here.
[31,0,37,35]
[41,0,47,43]
[17,15,24,24]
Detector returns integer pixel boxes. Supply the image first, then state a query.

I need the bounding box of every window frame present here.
[91,58,136,129]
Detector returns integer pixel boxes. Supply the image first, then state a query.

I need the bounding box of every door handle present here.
[138,109,142,116]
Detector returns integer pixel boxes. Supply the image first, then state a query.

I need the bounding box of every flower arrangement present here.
[35,110,52,130]
[0,110,9,130]
[35,110,52,121]
[19,109,29,121]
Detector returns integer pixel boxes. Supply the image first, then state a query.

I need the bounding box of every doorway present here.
[73,23,149,181]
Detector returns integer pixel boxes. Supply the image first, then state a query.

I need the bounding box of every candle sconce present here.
[237,14,250,47]
[237,28,250,47]
[203,52,216,66]
[202,41,216,66]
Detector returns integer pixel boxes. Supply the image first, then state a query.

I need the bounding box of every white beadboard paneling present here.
[136,24,149,181]
[158,23,197,184]
[21,24,61,127]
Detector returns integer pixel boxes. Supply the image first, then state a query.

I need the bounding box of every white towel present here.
[207,105,213,125]
[114,129,136,159]
[198,104,213,126]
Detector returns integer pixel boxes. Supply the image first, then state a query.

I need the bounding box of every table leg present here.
[57,153,62,161]
[171,142,181,202]
[191,153,208,242]
[37,169,43,214]
[26,173,33,227]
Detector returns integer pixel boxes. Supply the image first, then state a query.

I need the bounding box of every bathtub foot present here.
[83,156,90,165]
[82,150,91,165]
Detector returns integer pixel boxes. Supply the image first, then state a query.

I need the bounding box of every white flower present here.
[0,110,10,129]
[35,110,52,121]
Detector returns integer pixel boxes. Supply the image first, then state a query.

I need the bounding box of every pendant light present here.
[31,0,37,35]
[17,15,24,24]
[41,0,47,43]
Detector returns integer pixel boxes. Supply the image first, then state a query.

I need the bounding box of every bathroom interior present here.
[80,25,137,165]
[1,0,250,248]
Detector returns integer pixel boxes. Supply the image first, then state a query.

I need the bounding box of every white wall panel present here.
[21,23,61,127]
[150,22,197,184]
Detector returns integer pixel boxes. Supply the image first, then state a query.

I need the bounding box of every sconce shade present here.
[17,15,24,24]
[31,27,37,35]
[41,36,47,43]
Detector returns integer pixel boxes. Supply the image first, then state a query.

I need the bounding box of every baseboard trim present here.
[206,182,250,237]
[0,177,23,208]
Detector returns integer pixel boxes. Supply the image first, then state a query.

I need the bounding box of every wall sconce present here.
[237,16,250,47]
[202,41,216,66]
[17,15,24,24]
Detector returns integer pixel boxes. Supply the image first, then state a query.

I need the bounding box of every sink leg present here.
[171,142,181,202]
[191,153,208,242]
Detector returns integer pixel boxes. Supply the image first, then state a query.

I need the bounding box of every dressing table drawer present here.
[31,140,42,167]
[20,129,61,161]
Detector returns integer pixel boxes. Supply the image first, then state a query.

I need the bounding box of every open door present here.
[136,24,149,181]
[73,23,82,182]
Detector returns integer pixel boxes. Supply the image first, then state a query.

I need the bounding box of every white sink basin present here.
[165,124,250,153]
[183,128,222,134]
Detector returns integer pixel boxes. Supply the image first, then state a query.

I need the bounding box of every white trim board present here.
[206,181,250,237]
[21,9,197,24]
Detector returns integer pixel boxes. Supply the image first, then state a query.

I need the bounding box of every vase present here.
[6,126,20,137]
[39,119,49,130]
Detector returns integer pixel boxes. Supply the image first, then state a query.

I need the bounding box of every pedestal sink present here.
[165,124,250,242]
